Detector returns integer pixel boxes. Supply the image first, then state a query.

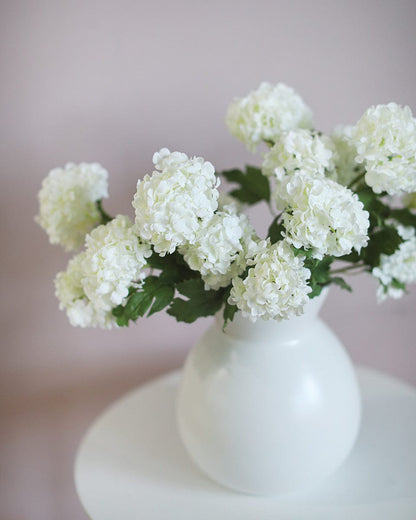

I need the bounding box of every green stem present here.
[347,171,366,190]
[330,262,366,275]
[96,200,113,224]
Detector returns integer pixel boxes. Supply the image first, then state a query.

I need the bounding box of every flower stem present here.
[96,200,113,224]
[347,171,366,190]
[330,262,366,275]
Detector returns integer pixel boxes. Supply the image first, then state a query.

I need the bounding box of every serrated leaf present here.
[125,291,154,320]
[146,251,166,270]
[223,301,238,329]
[305,256,333,298]
[267,216,285,244]
[308,282,324,299]
[363,226,403,267]
[357,187,389,228]
[221,166,270,204]
[330,276,352,292]
[168,278,225,323]
[305,256,332,281]
[147,285,175,317]
[390,208,416,228]
[390,279,406,290]
[291,245,315,259]
[175,278,205,298]
[339,250,361,263]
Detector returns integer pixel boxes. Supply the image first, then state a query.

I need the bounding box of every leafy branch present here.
[220,166,271,205]
[112,250,236,327]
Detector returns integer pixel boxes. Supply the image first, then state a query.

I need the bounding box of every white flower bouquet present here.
[36,82,416,329]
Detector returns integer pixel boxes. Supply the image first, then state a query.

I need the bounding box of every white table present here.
[75,367,416,520]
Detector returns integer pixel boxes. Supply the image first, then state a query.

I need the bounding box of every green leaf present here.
[146,251,167,270]
[267,216,285,244]
[291,245,316,260]
[308,283,324,299]
[363,226,404,267]
[309,256,333,283]
[339,250,361,263]
[112,276,176,326]
[147,250,199,284]
[390,208,416,228]
[305,256,334,298]
[223,301,238,329]
[147,285,175,317]
[125,291,154,320]
[221,166,270,204]
[329,276,352,292]
[357,187,389,228]
[168,278,225,323]
[390,279,406,290]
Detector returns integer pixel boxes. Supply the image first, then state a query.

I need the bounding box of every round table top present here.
[75,367,416,520]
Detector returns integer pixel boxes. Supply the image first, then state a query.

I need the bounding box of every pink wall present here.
[1,0,416,408]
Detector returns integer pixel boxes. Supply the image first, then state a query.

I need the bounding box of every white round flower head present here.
[350,103,416,195]
[226,82,313,151]
[262,129,335,178]
[330,125,365,187]
[82,215,152,309]
[180,207,259,290]
[275,170,369,259]
[55,252,116,329]
[372,225,416,302]
[36,162,109,251]
[229,239,311,321]
[133,148,219,255]
[54,215,151,329]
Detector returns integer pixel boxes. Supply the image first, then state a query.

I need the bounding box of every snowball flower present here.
[372,225,416,301]
[180,207,259,290]
[229,239,312,321]
[330,125,365,187]
[36,162,109,251]
[262,129,335,178]
[226,82,313,151]
[82,215,152,308]
[133,148,219,255]
[55,252,116,328]
[350,103,416,195]
[55,215,151,328]
[274,170,369,259]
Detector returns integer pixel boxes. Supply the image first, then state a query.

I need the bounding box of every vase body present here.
[176,291,361,495]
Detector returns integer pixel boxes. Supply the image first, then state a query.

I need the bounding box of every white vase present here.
[176,290,361,495]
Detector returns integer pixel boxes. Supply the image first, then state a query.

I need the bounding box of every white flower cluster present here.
[36,162,109,251]
[262,129,335,178]
[229,239,311,321]
[350,103,416,195]
[226,82,313,151]
[133,148,219,255]
[275,170,369,259]
[372,225,416,302]
[330,126,364,187]
[55,215,151,328]
[180,206,259,290]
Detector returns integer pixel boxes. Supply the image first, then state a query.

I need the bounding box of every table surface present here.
[75,367,416,520]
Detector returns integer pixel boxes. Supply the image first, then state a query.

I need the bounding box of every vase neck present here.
[218,288,329,342]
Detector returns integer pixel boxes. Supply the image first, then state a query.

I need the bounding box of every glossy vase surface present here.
[176,291,361,495]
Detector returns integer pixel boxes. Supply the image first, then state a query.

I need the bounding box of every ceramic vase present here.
[176,290,361,495]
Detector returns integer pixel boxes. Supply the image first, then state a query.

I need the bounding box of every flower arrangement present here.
[36,82,416,329]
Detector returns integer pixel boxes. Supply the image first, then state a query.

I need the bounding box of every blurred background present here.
[1,0,416,518]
